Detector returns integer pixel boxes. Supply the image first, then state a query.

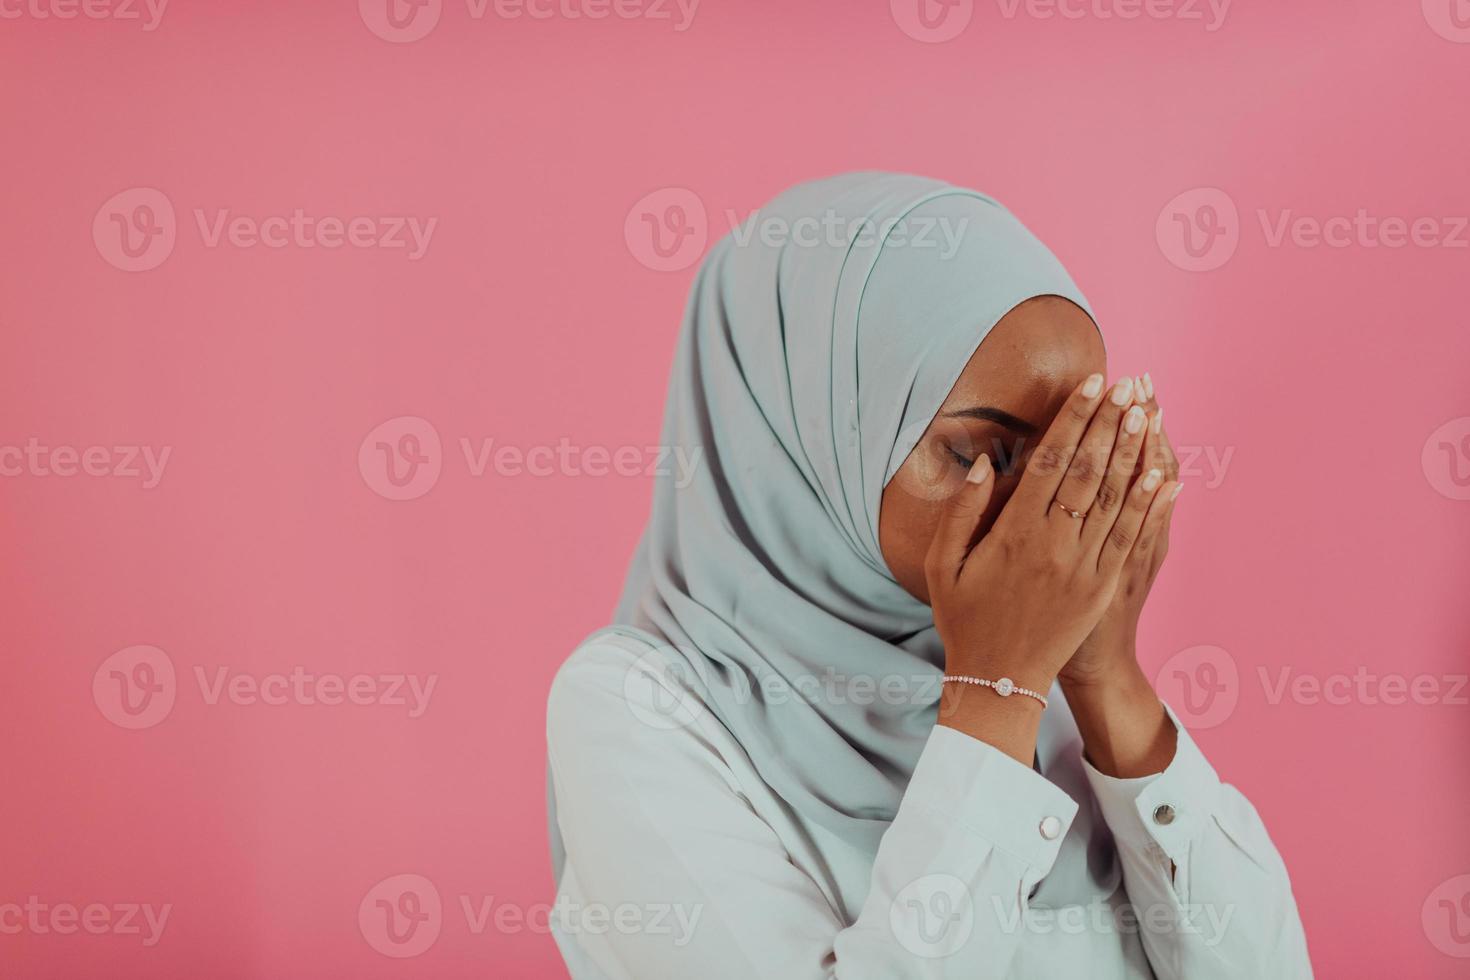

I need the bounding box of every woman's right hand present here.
[925,373,1167,757]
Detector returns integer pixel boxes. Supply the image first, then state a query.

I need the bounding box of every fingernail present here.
[1151,407,1163,434]
[967,454,991,484]
[1143,372,1155,399]
[1124,406,1146,434]
[1082,374,1103,398]
[1110,378,1134,406]
[1170,483,1184,500]
[1142,468,1162,492]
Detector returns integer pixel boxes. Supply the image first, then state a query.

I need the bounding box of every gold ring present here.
[1052,500,1087,520]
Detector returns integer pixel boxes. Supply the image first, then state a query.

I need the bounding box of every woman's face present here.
[878,296,1106,604]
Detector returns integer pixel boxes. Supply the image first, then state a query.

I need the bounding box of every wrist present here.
[937,679,1044,767]
[1059,657,1151,702]
[944,645,1059,699]
[1062,664,1176,778]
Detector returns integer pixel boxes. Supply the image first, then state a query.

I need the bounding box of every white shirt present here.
[547,631,1313,978]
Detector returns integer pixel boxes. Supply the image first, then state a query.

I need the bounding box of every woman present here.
[546,173,1312,978]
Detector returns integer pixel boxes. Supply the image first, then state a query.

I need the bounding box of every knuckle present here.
[1108,522,1135,552]
[1030,445,1070,476]
[1066,398,1095,425]
[1094,481,1122,514]
[1067,451,1098,483]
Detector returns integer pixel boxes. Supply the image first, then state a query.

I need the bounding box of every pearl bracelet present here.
[942,675,1049,708]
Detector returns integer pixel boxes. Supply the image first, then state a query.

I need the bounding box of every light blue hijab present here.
[551,172,1091,880]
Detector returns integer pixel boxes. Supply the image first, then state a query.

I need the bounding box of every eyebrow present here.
[941,406,1039,435]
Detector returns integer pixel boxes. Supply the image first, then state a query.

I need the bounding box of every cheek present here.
[886,440,965,504]
[879,449,1019,600]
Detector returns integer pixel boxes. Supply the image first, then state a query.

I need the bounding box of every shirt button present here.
[1153,804,1177,826]
[1039,816,1062,840]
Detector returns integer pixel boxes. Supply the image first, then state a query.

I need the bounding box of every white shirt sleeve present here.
[1081,703,1314,979]
[548,643,1080,979]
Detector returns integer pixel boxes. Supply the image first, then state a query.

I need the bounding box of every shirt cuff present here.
[1081,701,1224,865]
[902,724,1080,876]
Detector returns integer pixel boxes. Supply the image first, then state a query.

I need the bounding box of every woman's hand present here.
[926,374,1170,762]
[1057,373,1184,778]
[1059,374,1182,689]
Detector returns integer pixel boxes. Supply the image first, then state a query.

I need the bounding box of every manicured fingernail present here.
[1142,468,1162,491]
[1143,372,1155,399]
[1151,407,1163,434]
[1170,483,1184,500]
[1110,378,1134,406]
[1082,374,1103,398]
[1124,406,1146,434]
[966,454,991,484]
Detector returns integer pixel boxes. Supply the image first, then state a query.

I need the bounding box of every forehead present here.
[939,297,1106,416]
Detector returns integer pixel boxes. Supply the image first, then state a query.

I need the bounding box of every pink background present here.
[3,0,1469,976]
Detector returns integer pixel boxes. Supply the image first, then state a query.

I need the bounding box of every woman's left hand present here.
[1059,374,1181,687]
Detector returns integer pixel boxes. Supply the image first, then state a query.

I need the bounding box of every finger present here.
[1081,402,1149,547]
[925,454,996,586]
[1050,377,1137,520]
[1134,372,1156,411]
[1144,407,1180,480]
[1010,373,1107,511]
[1134,480,1181,562]
[1097,468,1169,575]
